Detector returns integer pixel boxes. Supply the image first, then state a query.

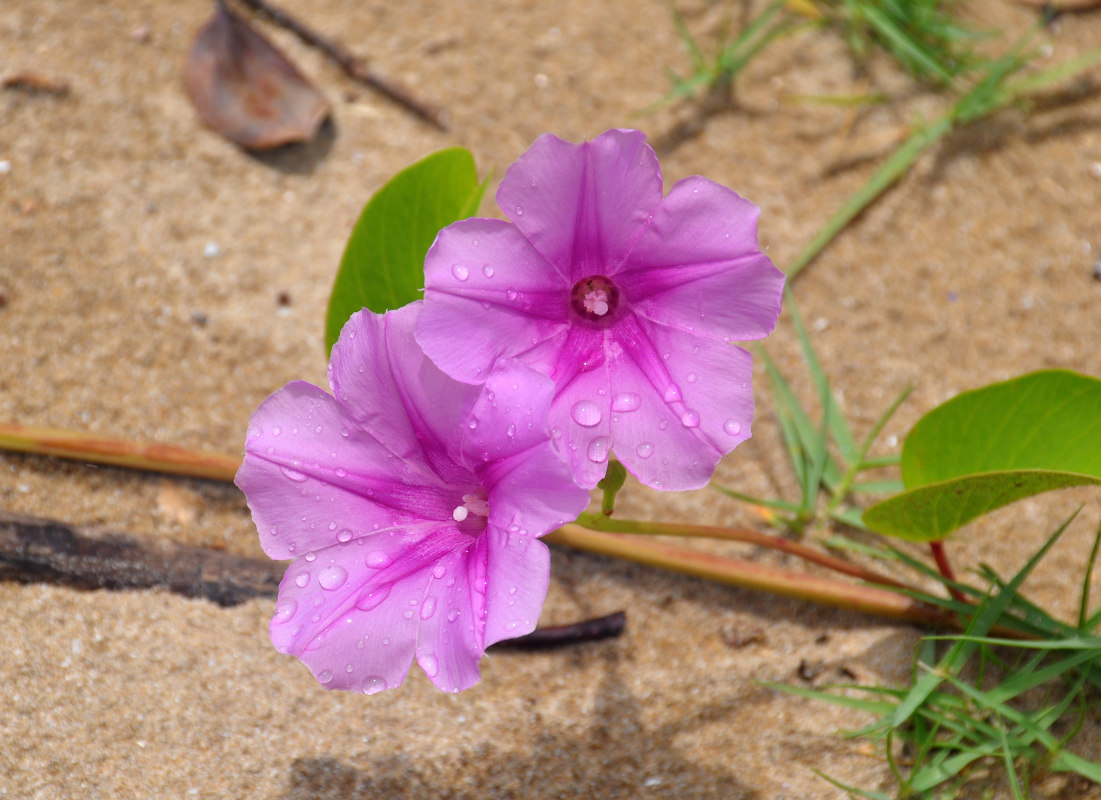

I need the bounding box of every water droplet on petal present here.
[658,419,669,431]
[663,383,682,403]
[636,441,654,459]
[337,529,353,543]
[723,419,742,436]
[294,572,309,588]
[273,599,297,623]
[335,467,347,478]
[571,400,602,427]
[681,409,701,428]
[447,608,461,623]
[402,609,414,620]
[421,596,437,619]
[587,436,610,463]
[467,417,478,430]
[482,264,494,278]
[506,289,518,301]
[304,551,317,562]
[686,373,697,384]
[362,676,388,695]
[550,427,562,439]
[421,654,440,677]
[318,565,348,590]
[611,392,641,412]
[366,551,392,569]
[451,264,469,281]
[506,423,516,438]
[356,585,390,611]
[271,426,281,437]
[432,564,447,580]
[280,466,309,482]
[318,669,333,684]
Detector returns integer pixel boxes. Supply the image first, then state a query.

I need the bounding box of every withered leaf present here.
[184,2,330,150]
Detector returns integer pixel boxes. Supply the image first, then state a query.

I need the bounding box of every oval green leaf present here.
[325,147,487,354]
[864,370,1101,541]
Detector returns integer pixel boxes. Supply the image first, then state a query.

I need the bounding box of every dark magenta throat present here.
[569,275,620,326]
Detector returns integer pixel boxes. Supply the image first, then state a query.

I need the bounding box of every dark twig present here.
[491,611,627,650]
[0,509,627,646]
[0,510,282,607]
[231,0,449,131]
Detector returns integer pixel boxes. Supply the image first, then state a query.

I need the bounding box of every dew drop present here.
[356,585,390,611]
[318,565,348,591]
[314,425,323,434]
[451,264,469,281]
[421,653,440,677]
[447,609,461,623]
[335,467,347,478]
[681,409,701,428]
[636,441,654,459]
[273,599,297,623]
[362,676,388,695]
[506,423,516,438]
[304,551,317,562]
[271,426,281,437]
[294,572,309,588]
[663,383,682,403]
[337,529,353,543]
[421,596,437,620]
[366,551,393,569]
[658,419,669,431]
[467,417,478,430]
[587,436,611,464]
[723,419,742,437]
[611,392,642,412]
[318,670,333,684]
[686,373,697,384]
[506,289,518,301]
[550,426,563,439]
[402,609,414,620]
[431,564,447,580]
[571,400,602,427]
[280,466,309,482]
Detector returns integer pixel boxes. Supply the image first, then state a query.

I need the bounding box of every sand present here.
[2,0,1101,797]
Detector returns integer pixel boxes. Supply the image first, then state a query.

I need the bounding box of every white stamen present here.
[584,289,609,317]
[452,506,470,522]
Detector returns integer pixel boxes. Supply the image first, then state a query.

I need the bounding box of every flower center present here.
[452,492,490,523]
[569,275,620,326]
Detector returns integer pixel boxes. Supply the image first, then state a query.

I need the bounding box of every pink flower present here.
[235,304,589,694]
[416,129,785,491]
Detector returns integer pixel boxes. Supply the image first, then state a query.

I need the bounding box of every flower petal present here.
[269,523,487,693]
[625,176,785,342]
[418,219,569,385]
[329,304,479,485]
[481,525,551,647]
[609,315,755,490]
[237,381,454,560]
[497,129,662,280]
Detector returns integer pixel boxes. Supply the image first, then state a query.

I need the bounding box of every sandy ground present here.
[3,0,1101,797]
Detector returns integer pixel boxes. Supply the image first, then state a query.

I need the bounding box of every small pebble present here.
[203,241,220,258]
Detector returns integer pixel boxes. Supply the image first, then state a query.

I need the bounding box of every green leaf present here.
[864,370,1101,541]
[325,148,487,354]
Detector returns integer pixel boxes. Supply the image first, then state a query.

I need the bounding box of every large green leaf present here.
[325,147,487,354]
[864,370,1101,541]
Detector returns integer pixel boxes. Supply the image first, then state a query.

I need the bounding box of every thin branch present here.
[232,0,449,131]
[0,510,281,606]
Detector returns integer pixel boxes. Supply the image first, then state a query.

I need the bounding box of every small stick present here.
[0,510,282,607]
[232,0,449,131]
[492,611,627,650]
[0,509,626,645]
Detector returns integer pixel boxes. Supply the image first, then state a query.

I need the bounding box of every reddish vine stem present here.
[232,0,449,131]
[930,540,968,603]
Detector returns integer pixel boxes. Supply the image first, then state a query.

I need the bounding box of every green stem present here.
[548,524,953,628]
[0,422,239,481]
[577,512,911,589]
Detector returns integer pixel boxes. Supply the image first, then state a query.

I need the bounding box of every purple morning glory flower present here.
[416,128,786,491]
[235,303,589,694]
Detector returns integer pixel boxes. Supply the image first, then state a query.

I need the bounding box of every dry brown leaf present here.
[184,1,330,150]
